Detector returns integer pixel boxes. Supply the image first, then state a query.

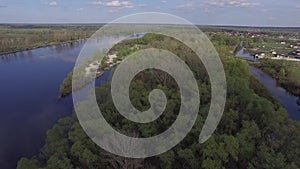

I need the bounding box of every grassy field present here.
[0,24,100,54]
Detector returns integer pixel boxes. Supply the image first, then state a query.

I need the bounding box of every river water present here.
[0,40,114,169]
[0,33,145,169]
[236,47,300,120]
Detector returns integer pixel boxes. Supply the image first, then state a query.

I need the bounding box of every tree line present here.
[0,25,99,54]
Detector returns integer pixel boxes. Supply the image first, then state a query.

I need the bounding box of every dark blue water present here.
[0,33,146,169]
[235,47,300,120]
[0,41,111,169]
[250,66,300,120]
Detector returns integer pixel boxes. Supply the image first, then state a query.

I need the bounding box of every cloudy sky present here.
[0,0,299,26]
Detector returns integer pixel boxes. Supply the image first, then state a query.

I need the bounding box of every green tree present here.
[159,150,175,169]
[46,153,73,169]
[17,158,40,169]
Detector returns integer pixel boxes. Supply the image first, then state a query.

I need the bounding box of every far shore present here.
[0,38,88,56]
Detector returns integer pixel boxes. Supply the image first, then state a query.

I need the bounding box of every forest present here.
[17,33,300,169]
[0,24,100,54]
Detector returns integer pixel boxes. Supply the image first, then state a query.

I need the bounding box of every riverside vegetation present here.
[241,32,300,98]
[254,59,300,97]
[17,33,300,169]
[0,24,100,54]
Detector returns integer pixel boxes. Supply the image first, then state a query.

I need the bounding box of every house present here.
[276,54,285,59]
[271,51,277,55]
[280,42,286,45]
[255,52,266,58]
[290,44,300,49]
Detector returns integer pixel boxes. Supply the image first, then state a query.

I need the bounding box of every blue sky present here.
[0,0,299,26]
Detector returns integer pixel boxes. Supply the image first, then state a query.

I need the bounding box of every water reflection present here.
[0,40,87,64]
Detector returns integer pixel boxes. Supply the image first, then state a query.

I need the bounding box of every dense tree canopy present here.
[17,33,300,169]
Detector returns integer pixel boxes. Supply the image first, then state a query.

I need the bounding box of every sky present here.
[0,0,299,26]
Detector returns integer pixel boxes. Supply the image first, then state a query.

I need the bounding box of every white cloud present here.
[89,0,133,8]
[89,1,103,6]
[107,0,133,8]
[161,0,167,3]
[205,0,260,8]
[48,1,57,7]
[296,5,300,9]
[76,8,84,11]
[175,3,194,9]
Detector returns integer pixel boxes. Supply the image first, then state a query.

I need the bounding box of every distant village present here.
[207,29,300,61]
[253,42,300,61]
[208,30,300,40]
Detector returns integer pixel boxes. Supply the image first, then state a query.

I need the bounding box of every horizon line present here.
[0,22,300,28]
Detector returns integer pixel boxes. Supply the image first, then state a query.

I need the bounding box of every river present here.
[236,47,300,120]
[0,34,146,169]
[0,40,114,169]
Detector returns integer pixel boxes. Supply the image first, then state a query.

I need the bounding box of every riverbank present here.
[0,41,82,169]
[236,42,300,98]
[0,24,99,55]
[253,59,300,98]
[235,44,300,119]
[59,34,146,98]
[250,66,300,119]
[59,66,113,98]
[59,52,122,98]
[0,38,88,56]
